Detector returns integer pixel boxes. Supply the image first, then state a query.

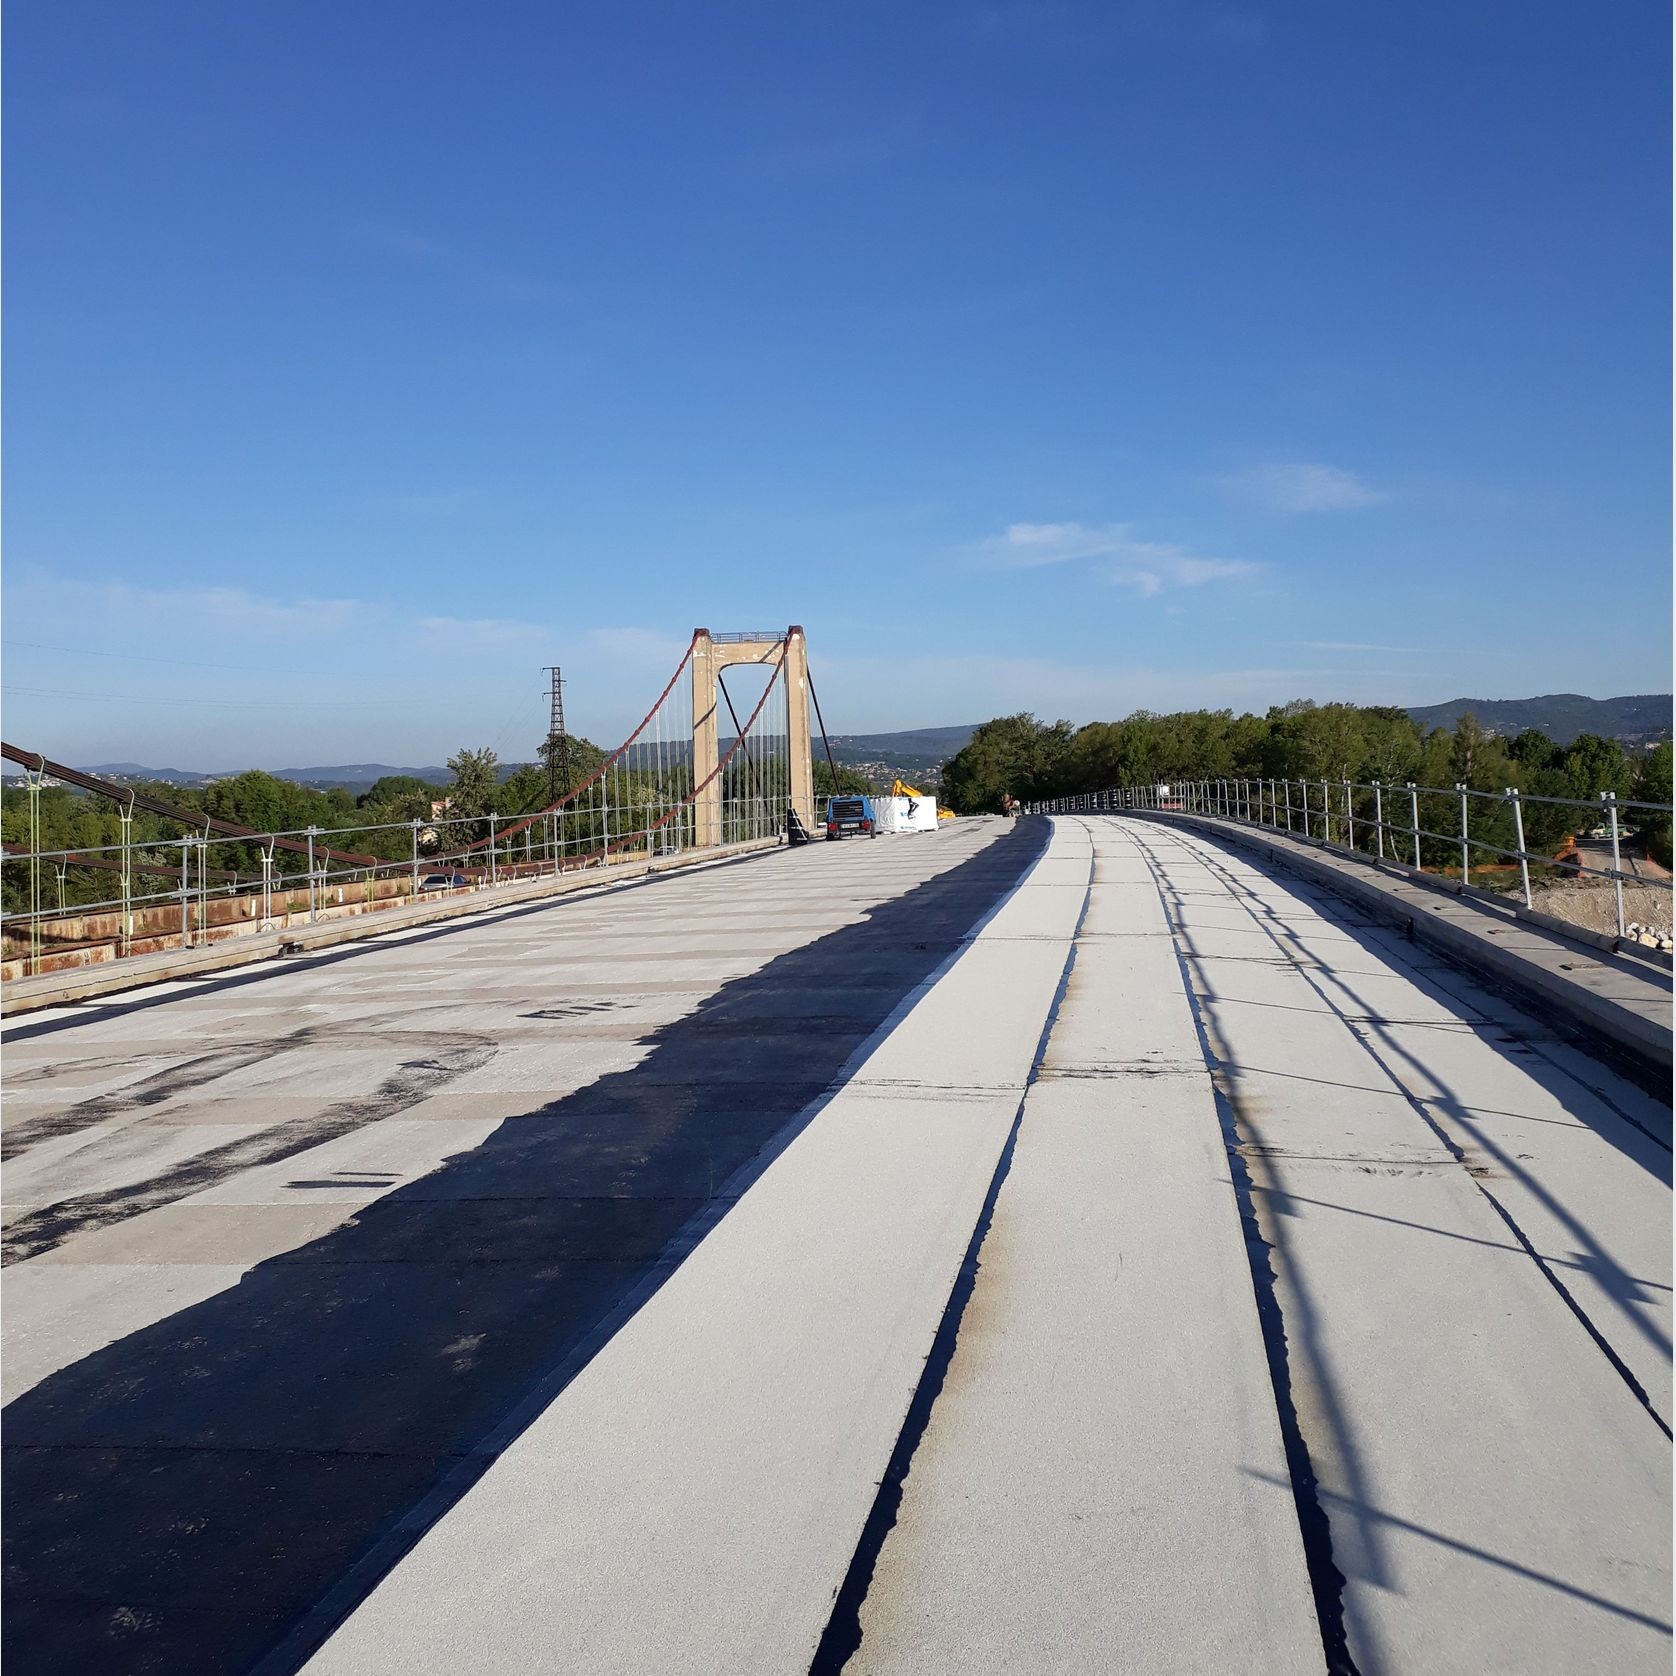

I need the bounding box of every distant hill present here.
[1403,694,1671,747]
[823,725,977,781]
[268,764,457,790]
[84,761,456,791]
[83,762,223,786]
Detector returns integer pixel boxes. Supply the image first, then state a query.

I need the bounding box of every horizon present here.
[37,688,1675,779]
[5,2,1670,763]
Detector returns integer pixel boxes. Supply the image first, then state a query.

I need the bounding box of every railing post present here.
[1509,787,1531,909]
[1409,783,1421,869]
[410,820,421,904]
[26,768,42,976]
[118,798,135,958]
[1283,779,1293,832]
[1343,780,1353,850]
[489,813,499,887]
[1320,779,1330,844]
[1604,791,1625,938]
[180,838,192,949]
[306,826,319,923]
[1373,781,1385,861]
[1457,785,1469,892]
[263,839,276,928]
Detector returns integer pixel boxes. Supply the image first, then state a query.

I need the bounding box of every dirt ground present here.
[1529,878,1673,939]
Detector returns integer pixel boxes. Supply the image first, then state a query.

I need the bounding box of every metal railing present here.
[1,776,793,980]
[2,627,805,981]
[1027,778,1673,942]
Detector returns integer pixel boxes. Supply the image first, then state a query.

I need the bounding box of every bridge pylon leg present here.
[690,627,815,849]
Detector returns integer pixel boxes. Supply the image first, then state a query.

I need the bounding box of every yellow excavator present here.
[892,778,957,821]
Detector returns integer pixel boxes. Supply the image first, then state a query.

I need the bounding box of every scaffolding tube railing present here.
[1026,777,1673,942]
[1,634,799,979]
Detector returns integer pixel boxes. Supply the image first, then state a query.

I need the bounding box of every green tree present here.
[359,775,442,812]
[495,763,548,816]
[1558,733,1630,803]
[1632,742,1673,868]
[446,747,500,818]
[814,760,875,798]
[939,714,1073,813]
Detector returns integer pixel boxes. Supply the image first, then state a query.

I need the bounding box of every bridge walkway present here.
[1,815,1669,1674]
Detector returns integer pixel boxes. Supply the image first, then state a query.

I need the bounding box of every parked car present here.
[824,794,878,840]
[419,871,471,890]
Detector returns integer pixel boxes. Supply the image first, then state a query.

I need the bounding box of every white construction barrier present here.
[876,794,940,835]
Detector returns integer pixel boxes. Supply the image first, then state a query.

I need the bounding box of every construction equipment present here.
[889,779,957,825]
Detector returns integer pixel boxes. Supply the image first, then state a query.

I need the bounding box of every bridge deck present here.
[2,815,1669,1674]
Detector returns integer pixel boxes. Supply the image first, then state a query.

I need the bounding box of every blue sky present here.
[5,0,1670,767]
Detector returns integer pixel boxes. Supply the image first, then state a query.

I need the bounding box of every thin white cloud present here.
[350,220,558,305]
[1216,461,1388,513]
[8,572,555,652]
[970,521,1261,594]
[1286,639,1415,653]
[586,627,692,666]
[741,117,920,182]
[366,489,476,517]
[352,220,450,262]
[417,615,552,650]
[22,577,365,633]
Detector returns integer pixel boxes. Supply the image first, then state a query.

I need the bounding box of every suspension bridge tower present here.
[691,626,814,848]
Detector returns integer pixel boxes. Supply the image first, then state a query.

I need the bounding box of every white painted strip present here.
[301,823,1094,1675]
[849,819,1323,1673]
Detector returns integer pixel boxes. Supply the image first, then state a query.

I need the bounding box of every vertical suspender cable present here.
[806,666,841,793]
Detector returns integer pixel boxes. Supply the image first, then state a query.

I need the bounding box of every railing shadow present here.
[1169,825,1672,1371]
[1126,819,1671,1671]
[1,819,1048,1676]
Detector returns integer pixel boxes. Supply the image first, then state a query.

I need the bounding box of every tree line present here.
[939,704,1673,868]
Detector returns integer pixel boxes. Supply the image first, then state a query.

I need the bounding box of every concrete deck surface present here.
[3,814,1668,1675]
